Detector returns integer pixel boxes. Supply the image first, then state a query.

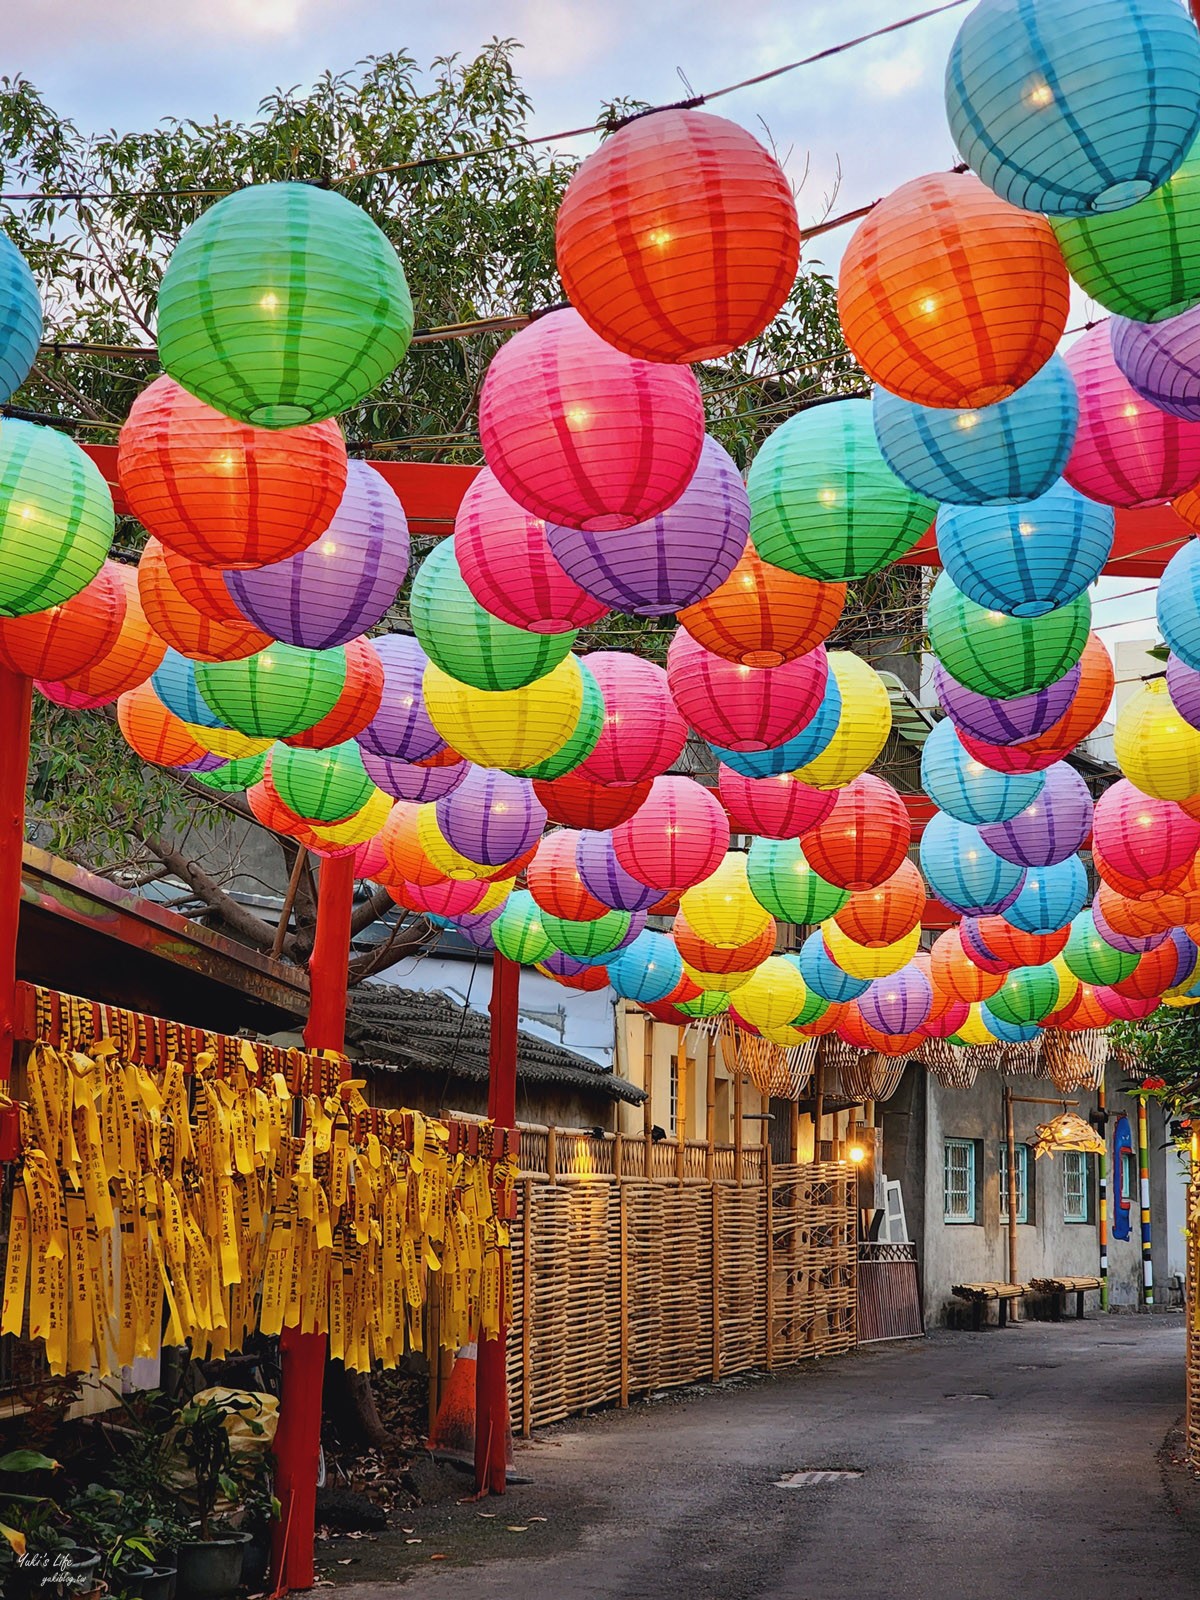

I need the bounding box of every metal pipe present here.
[1138,1096,1154,1307]
[1004,1084,1019,1289]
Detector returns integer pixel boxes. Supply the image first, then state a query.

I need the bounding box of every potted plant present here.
[0,1449,102,1600]
[66,1483,185,1600]
[171,1395,264,1600]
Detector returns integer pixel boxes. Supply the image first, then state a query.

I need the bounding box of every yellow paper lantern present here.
[729,955,809,1031]
[681,960,754,994]
[424,656,583,771]
[757,1021,807,1046]
[678,853,773,948]
[1050,954,1081,1014]
[955,1002,999,1045]
[791,651,892,790]
[308,788,393,848]
[1113,678,1200,801]
[822,920,920,979]
[183,722,275,760]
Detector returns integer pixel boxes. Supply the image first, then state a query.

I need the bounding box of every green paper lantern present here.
[678,989,730,1018]
[788,977,830,1028]
[491,889,554,965]
[193,751,268,793]
[411,540,576,691]
[270,740,374,823]
[516,662,604,780]
[1053,135,1200,322]
[1062,909,1140,987]
[541,907,632,960]
[157,182,413,428]
[746,837,849,924]
[928,573,1091,699]
[747,398,936,582]
[985,963,1060,1027]
[196,643,346,738]
[0,419,113,617]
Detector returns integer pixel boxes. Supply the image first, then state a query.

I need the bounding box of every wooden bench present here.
[951,1281,1028,1330]
[1027,1275,1102,1322]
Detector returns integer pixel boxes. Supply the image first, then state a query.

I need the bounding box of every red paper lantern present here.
[1108,938,1187,1001]
[970,918,1069,969]
[533,773,651,831]
[673,912,776,975]
[1092,839,1189,900]
[526,830,612,921]
[677,542,845,668]
[833,859,926,948]
[138,538,271,662]
[285,638,384,750]
[573,652,688,787]
[162,546,251,623]
[1090,986,1158,1021]
[794,1001,847,1038]
[118,374,347,569]
[717,766,837,839]
[800,774,911,892]
[835,1001,876,1049]
[0,564,125,680]
[39,565,166,709]
[930,927,1005,1004]
[117,680,213,768]
[545,963,612,992]
[611,775,731,893]
[665,630,829,752]
[958,917,1013,975]
[1091,779,1200,885]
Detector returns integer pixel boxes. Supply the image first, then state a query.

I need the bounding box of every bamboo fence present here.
[1187,1169,1200,1470]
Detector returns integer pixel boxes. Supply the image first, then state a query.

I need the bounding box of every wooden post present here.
[1004,1083,1019,1291]
[642,1018,654,1179]
[0,667,31,1088]
[675,1027,688,1182]
[619,1183,630,1408]
[734,1072,744,1186]
[705,1037,716,1182]
[711,1183,721,1383]
[813,1055,826,1165]
[764,1148,775,1370]
[614,1128,624,1180]
[788,1098,800,1165]
[546,1124,558,1185]
[270,844,308,961]
[521,1177,532,1438]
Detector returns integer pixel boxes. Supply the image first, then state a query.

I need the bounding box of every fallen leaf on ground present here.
[405,1538,422,1545]
[527,1516,547,1522]
[507,1525,528,1532]
[477,1512,496,1519]
[431,1553,448,1560]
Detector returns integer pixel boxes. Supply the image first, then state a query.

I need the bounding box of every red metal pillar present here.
[475,950,519,1495]
[0,666,31,1087]
[271,851,355,1593]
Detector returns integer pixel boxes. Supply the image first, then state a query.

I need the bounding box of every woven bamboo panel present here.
[1043,1027,1107,1092]
[624,1183,665,1394]
[655,1186,710,1388]
[922,1037,980,1089]
[768,1164,857,1365]
[716,1185,766,1376]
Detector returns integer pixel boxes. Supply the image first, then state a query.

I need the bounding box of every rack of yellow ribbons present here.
[0,986,516,1378]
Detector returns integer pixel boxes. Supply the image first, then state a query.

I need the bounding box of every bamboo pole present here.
[813,1056,826,1164]
[711,1184,722,1383]
[734,1072,744,1187]
[764,1136,775,1370]
[642,1019,654,1179]
[675,1027,688,1183]
[521,1178,532,1438]
[788,1097,800,1165]
[613,1128,624,1180]
[270,844,308,960]
[1098,1074,1109,1310]
[1004,1084,1019,1291]
[546,1124,558,1185]
[1138,1096,1154,1306]
[619,1183,629,1409]
[705,1037,716,1182]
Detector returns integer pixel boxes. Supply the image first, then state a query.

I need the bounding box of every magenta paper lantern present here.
[352,835,388,879]
[1166,652,1200,731]
[1090,987,1159,1022]
[576,829,664,912]
[453,466,609,633]
[478,308,705,531]
[666,630,828,752]
[1111,304,1200,421]
[956,726,1074,776]
[717,766,837,839]
[545,435,749,616]
[1090,897,1168,955]
[223,460,409,649]
[573,652,688,786]
[933,657,1081,745]
[859,962,933,1035]
[434,767,547,866]
[1064,322,1200,507]
[612,775,730,893]
[359,746,466,803]
[355,633,447,763]
[1091,778,1200,884]
[977,762,1093,868]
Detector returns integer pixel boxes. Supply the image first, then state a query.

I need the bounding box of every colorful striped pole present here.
[1098,1077,1109,1311]
[1137,1097,1154,1307]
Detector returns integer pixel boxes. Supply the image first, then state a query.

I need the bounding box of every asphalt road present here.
[331,1315,1194,1600]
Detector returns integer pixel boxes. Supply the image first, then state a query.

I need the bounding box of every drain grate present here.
[775,1469,864,1488]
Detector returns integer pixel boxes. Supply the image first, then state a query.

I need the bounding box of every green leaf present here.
[0,1451,59,1474]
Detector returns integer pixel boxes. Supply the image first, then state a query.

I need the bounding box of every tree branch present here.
[347,912,436,986]
[138,827,281,953]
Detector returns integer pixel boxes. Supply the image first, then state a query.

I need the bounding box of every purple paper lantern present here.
[1090,896,1167,955]
[360,746,467,803]
[859,962,932,1035]
[608,909,648,952]
[434,767,547,866]
[1111,306,1200,421]
[174,750,226,774]
[576,829,663,913]
[545,435,749,616]
[977,761,1093,867]
[355,633,447,762]
[540,948,605,978]
[455,907,501,949]
[933,657,1081,745]
[225,460,409,649]
[1166,651,1200,731]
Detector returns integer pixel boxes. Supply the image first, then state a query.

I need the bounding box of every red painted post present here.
[475,950,519,1496]
[271,851,356,1593]
[0,666,31,1087]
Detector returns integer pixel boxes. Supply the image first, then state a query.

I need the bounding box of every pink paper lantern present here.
[352,835,389,879]
[1089,986,1159,1021]
[1091,778,1200,886]
[612,775,731,893]
[716,766,838,839]
[666,631,829,753]
[478,308,705,531]
[573,652,688,786]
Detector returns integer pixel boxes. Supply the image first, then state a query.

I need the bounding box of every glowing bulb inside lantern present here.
[1122,403,1140,420]
[1026,80,1053,108]
[955,412,979,432]
[260,654,275,671]
[818,489,838,507]
[644,228,673,250]
[918,296,938,316]
[564,406,592,432]
[260,292,280,312]
[17,506,34,522]
[1018,521,1034,536]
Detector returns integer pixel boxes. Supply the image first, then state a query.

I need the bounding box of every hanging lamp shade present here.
[920,717,1045,825]
[1003,855,1089,935]
[411,539,575,692]
[390,874,496,921]
[1092,779,1200,884]
[1063,910,1141,986]
[423,656,583,772]
[728,956,809,1033]
[920,810,1026,914]
[838,171,1068,406]
[156,182,413,427]
[666,630,829,753]
[859,962,933,1035]
[1063,322,1200,507]
[517,661,605,782]
[711,662,843,779]
[606,931,685,1005]
[958,916,1014,975]
[183,720,272,761]
[1157,540,1200,671]
[872,356,1077,504]
[434,767,546,867]
[0,564,125,681]
[546,435,749,616]
[936,477,1113,618]
[525,828,611,922]
[930,927,1006,1005]
[746,837,849,925]
[118,375,347,568]
[789,651,892,790]
[1111,303,1200,421]
[286,636,384,751]
[927,572,1090,699]
[748,399,936,582]
[308,786,392,852]
[832,859,926,949]
[224,460,409,649]
[535,773,651,832]
[376,800,452,887]
[717,766,837,840]
[478,308,704,531]
[0,232,41,403]
[576,829,663,913]
[985,964,1060,1027]
[679,853,773,948]
[799,931,870,1004]
[673,912,776,976]
[491,890,555,966]
[1114,678,1200,800]
[1091,884,1172,951]
[193,750,269,793]
[610,774,730,894]
[196,643,346,739]
[933,656,1082,747]
[573,652,687,787]
[953,725,1073,777]
[138,538,270,662]
[453,467,607,634]
[951,1002,1008,1047]
[823,921,921,981]
[540,953,613,991]
[977,762,1093,867]
[541,906,636,961]
[270,740,375,823]
[1166,652,1200,731]
[117,680,214,768]
[945,0,1200,217]
[355,633,446,764]
[799,773,911,892]
[970,918,1069,970]
[0,419,113,617]
[40,566,166,709]
[677,541,845,670]
[360,746,466,804]
[555,108,799,364]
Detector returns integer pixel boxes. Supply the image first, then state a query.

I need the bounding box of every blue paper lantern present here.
[152,649,225,729]
[979,1005,1042,1044]
[799,931,870,1004]
[709,663,842,778]
[1004,854,1089,934]
[872,357,1077,505]
[1157,538,1200,670]
[945,0,1200,218]
[0,234,41,406]
[920,717,1044,825]
[606,931,684,1005]
[936,478,1113,619]
[919,810,1027,915]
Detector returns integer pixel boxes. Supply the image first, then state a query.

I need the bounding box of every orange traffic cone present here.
[428,1342,513,1466]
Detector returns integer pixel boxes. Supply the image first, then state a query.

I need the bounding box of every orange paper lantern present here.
[0,563,125,680]
[930,926,1006,1005]
[677,541,846,668]
[117,680,213,768]
[162,546,251,623]
[832,858,926,948]
[39,565,166,708]
[138,538,271,662]
[970,918,1069,969]
[800,774,911,892]
[285,637,384,750]
[673,912,777,975]
[526,830,612,922]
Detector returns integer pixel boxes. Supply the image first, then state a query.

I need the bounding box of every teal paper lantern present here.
[1005,855,1089,935]
[606,931,683,1005]
[798,930,869,1004]
[928,572,1090,698]
[270,740,374,823]
[157,182,414,427]
[410,539,576,691]
[196,643,347,738]
[920,717,1044,825]
[152,649,225,729]
[1157,539,1200,670]
[193,751,268,793]
[746,837,850,924]
[491,890,554,966]
[985,963,1060,1027]
[919,810,1026,915]
[0,420,113,617]
[935,477,1113,618]
[0,234,42,404]
[747,399,936,582]
[872,358,1077,505]
[945,0,1200,218]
